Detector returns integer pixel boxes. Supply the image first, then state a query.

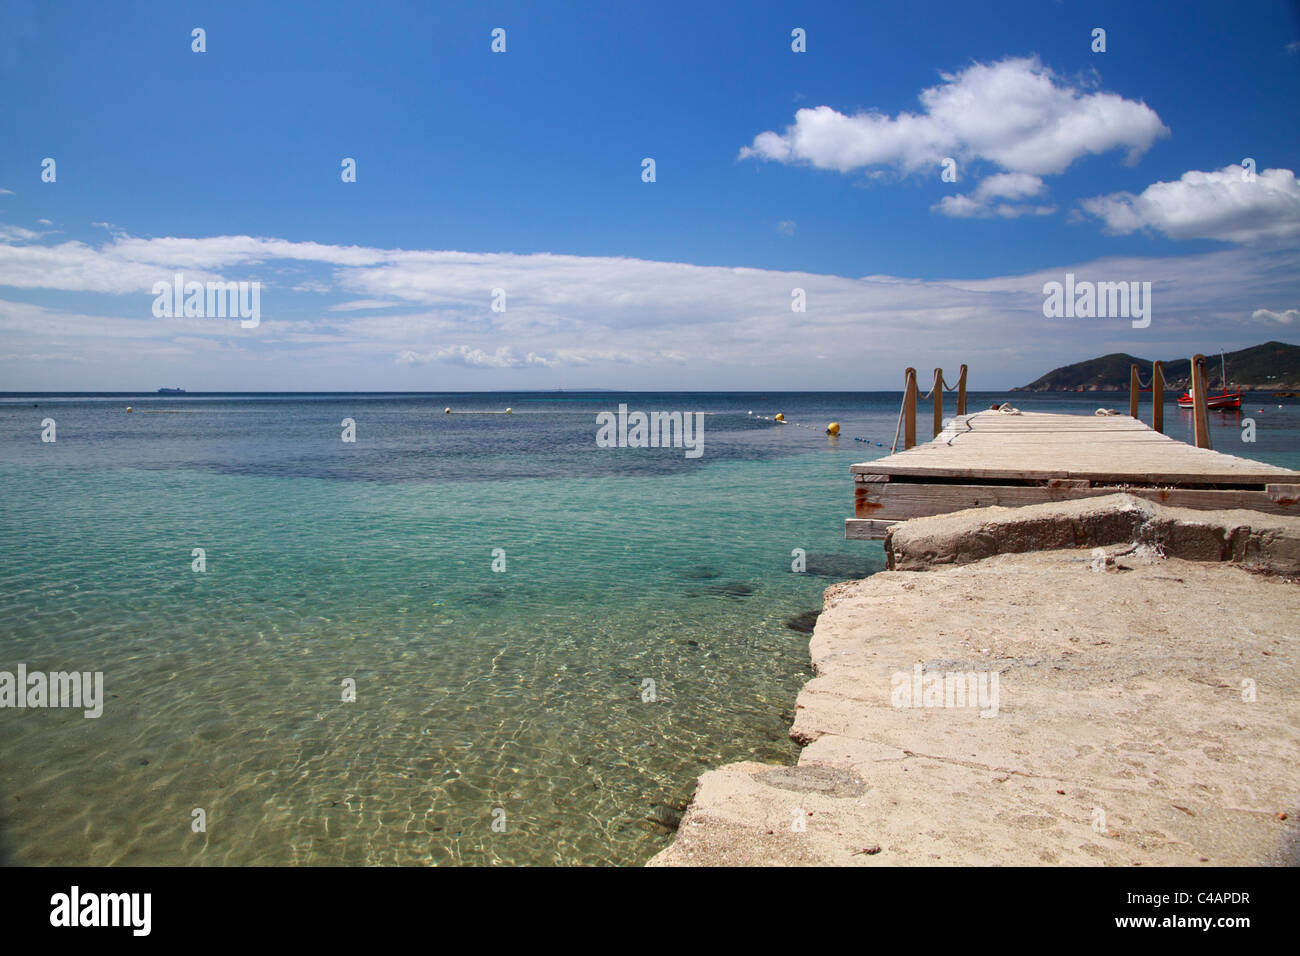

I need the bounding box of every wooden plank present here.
[847,405,1300,538]
[849,410,1300,485]
[932,367,944,439]
[846,518,895,540]
[857,482,1108,518]
[854,465,1294,485]
[859,463,1297,485]
[903,368,917,450]
[1192,354,1211,449]
[1153,361,1165,434]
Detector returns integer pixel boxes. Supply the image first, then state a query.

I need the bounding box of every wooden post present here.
[932,367,944,438]
[1129,364,1140,419]
[956,364,967,416]
[1152,361,1165,434]
[903,367,917,450]
[1191,354,1211,449]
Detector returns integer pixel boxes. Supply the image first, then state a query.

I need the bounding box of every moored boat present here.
[1177,352,1240,409]
[1177,390,1242,409]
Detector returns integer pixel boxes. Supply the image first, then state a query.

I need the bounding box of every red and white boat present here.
[1178,352,1242,409]
[1177,390,1242,410]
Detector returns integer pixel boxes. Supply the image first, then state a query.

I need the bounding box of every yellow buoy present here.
[125,406,133,413]
[826,421,840,436]
[505,407,513,414]
[774,413,785,422]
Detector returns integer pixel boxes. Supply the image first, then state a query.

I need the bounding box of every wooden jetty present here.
[847,357,1300,541]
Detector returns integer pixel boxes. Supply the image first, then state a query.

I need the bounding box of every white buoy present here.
[505,407,513,414]
[445,407,451,414]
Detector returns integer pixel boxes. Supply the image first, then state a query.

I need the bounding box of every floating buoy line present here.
[748,410,886,447]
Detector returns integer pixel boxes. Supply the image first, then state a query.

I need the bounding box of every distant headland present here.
[1014,341,1300,392]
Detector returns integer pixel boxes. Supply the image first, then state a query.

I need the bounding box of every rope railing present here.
[922,369,966,398]
[889,397,906,455]
[1130,359,1226,442]
[884,358,1211,458]
[893,364,966,451]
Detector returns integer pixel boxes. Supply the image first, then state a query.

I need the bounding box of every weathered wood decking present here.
[847,410,1300,540]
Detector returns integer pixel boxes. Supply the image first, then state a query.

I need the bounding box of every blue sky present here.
[1,0,1298,390]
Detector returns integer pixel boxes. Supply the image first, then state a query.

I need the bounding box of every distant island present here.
[1014,341,1300,392]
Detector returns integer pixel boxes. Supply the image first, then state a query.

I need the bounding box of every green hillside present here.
[1016,341,1300,391]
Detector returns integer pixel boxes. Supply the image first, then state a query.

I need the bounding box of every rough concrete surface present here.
[887,493,1300,575]
[650,508,1300,866]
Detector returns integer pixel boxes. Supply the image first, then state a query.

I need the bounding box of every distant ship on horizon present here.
[157,387,186,394]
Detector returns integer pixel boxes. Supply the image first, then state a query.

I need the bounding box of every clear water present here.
[1,391,1296,865]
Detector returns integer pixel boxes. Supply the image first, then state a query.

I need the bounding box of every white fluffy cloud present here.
[1080,165,1300,243]
[934,172,1056,219]
[740,57,1168,177]
[1252,308,1297,324]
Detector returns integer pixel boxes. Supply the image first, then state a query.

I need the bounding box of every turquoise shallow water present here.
[1,391,1296,865]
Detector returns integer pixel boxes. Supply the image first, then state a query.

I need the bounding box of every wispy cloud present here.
[0,224,42,242]
[397,345,558,369]
[0,225,1296,388]
[328,299,410,312]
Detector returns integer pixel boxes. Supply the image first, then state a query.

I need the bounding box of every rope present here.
[754,362,968,454]
[941,415,974,445]
[897,369,967,449]
[889,394,906,454]
[1136,366,1203,391]
[922,371,964,398]
[749,411,889,448]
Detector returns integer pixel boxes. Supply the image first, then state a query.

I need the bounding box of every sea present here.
[1,390,1296,865]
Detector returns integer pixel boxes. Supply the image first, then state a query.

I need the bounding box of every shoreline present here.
[650,495,1300,866]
